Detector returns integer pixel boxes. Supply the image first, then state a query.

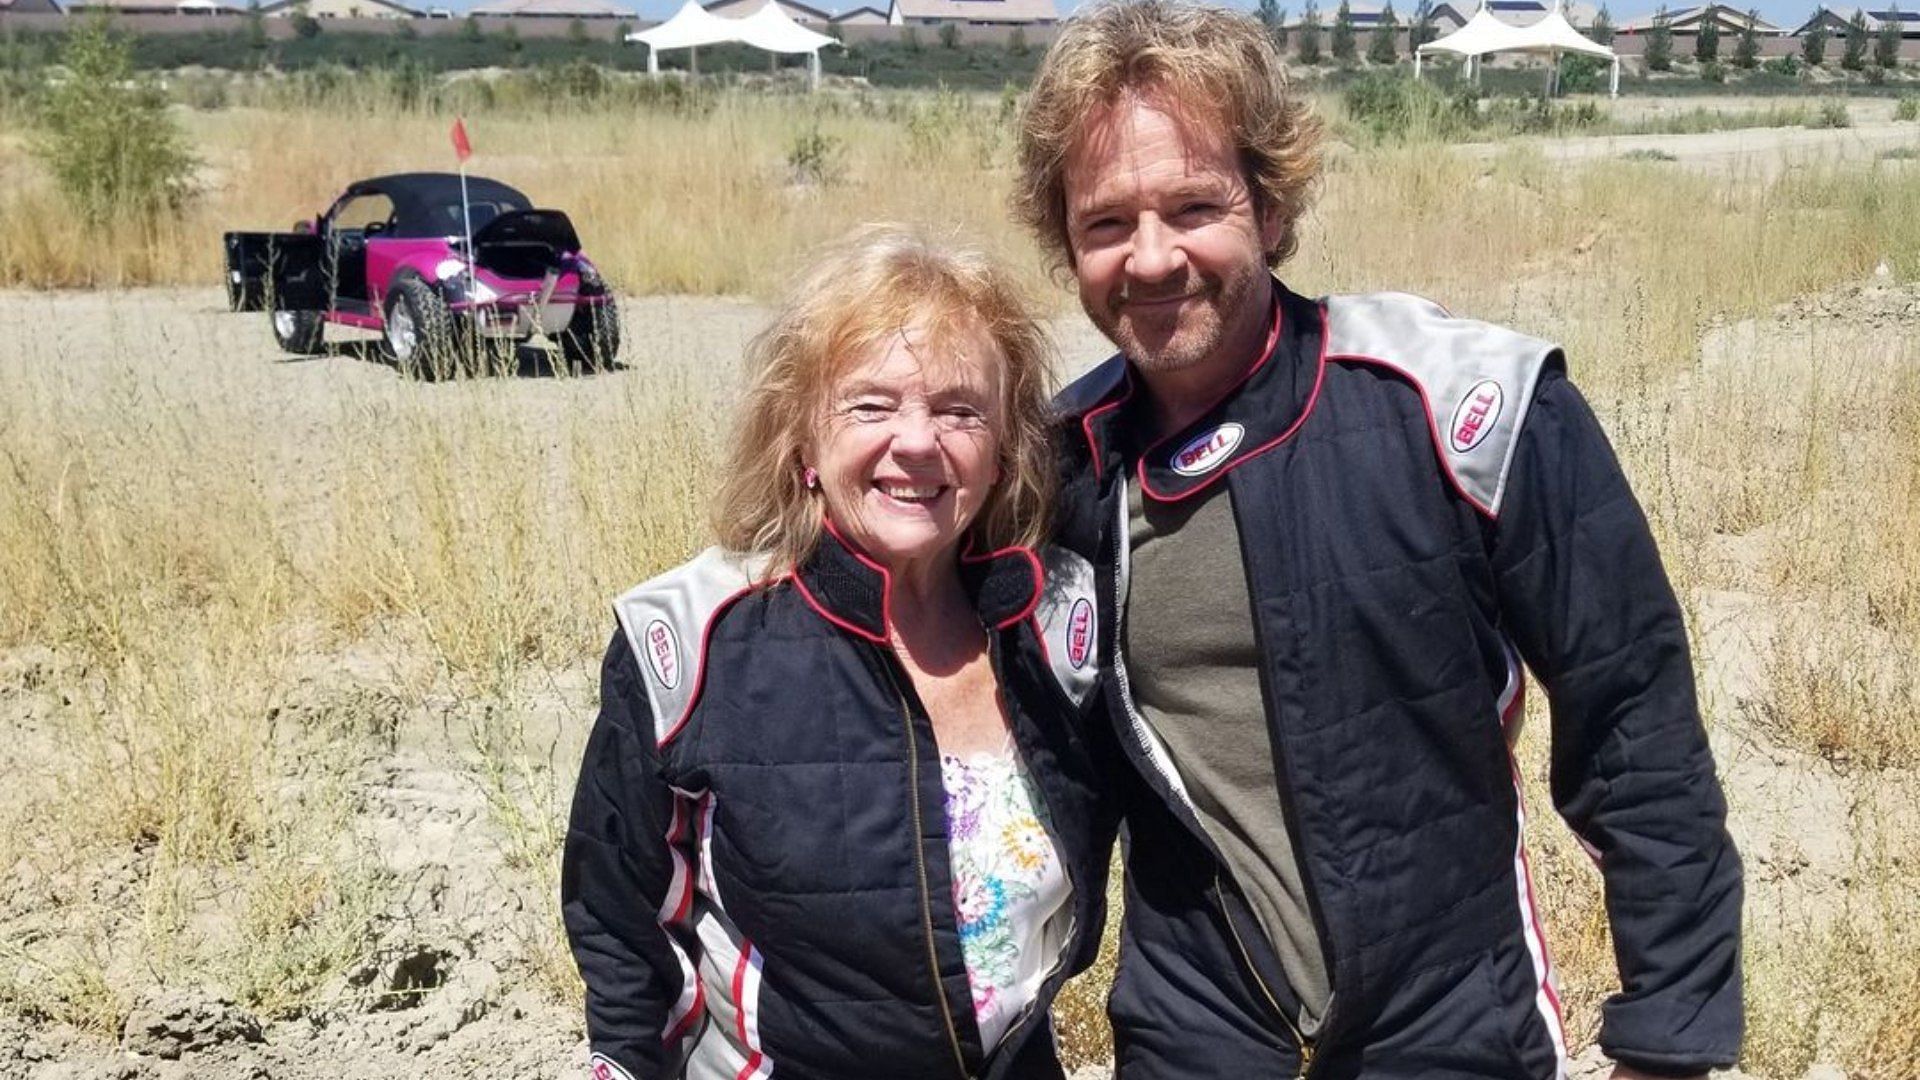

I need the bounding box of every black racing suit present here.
[1051,280,1744,1079]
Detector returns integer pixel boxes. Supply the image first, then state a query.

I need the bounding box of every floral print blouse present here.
[940,744,1071,1052]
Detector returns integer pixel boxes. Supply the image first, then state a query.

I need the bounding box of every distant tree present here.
[1695,12,1719,62]
[1876,5,1902,68]
[1298,2,1324,63]
[1733,7,1759,67]
[31,14,197,225]
[1802,20,1829,65]
[1259,0,1281,32]
[499,21,523,56]
[1331,0,1356,62]
[460,14,485,43]
[1368,2,1398,63]
[567,17,589,45]
[1646,6,1673,70]
[937,21,960,47]
[1410,0,1435,49]
[612,20,630,44]
[1589,4,1615,45]
[393,16,417,38]
[1276,8,1291,47]
[244,0,270,58]
[1009,26,1029,55]
[1842,9,1868,69]
[903,26,923,52]
[291,11,321,38]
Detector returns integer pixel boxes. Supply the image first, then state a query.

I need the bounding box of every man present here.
[1016,3,1743,1078]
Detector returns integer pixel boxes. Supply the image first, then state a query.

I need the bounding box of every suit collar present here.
[1073,279,1327,503]
[792,517,1043,644]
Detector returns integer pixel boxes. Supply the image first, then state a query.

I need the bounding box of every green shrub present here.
[30,16,197,226]
[937,22,960,49]
[1764,54,1801,77]
[1341,71,1473,140]
[1808,100,1851,129]
[1896,97,1920,122]
[1621,147,1678,161]
[1700,60,1725,84]
[784,125,845,187]
[1556,53,1607,93]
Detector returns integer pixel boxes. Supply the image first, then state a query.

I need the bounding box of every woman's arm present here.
[563,632,706,1080]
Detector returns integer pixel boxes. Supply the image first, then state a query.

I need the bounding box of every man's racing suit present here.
[1050,280,1743,1079]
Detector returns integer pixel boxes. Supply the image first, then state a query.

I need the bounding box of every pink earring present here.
[803,467,819,490]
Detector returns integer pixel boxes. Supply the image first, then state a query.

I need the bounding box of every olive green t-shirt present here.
[1125,477,1331,1035]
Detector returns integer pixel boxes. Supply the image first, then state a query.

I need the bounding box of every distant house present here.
[832,3,886,22]
[707,0,831,23]
[469,0,635,17]
[1616,4,1782,36]
[1285,1,1391,31]
[0,0,65,13]
[1428,0,1604,32]
[64,0,236,12]
[260,0,421,17]
[887,0,1057,27]
[1793,5,1920,38]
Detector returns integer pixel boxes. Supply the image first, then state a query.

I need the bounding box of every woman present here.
[563,226,1114,1080]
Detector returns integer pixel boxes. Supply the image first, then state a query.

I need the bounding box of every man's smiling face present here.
[1063,91,1282,381]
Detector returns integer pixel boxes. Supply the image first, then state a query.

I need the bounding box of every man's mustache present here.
[1116,281,1207,307]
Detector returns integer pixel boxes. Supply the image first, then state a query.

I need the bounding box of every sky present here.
[448,0,1826,35]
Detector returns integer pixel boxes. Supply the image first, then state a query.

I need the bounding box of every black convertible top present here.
[338,173,533,239]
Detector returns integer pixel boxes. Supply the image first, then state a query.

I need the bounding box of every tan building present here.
[470,0,636,16]
[706,0,832,24]
[260,0,421,17]
[1617,4,1783,35]
[886,0,1056,26]
[831,3,886,23]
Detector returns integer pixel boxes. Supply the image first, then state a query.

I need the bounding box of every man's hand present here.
[1611,1067,1707,1080]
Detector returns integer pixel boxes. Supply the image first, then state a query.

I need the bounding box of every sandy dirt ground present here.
[1457,119,1920,177]
[2,266,1915,1078]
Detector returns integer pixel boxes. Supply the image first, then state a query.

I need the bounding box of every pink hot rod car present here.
[224,172,620,377]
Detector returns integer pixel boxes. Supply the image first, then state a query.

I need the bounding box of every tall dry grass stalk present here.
[1,93,1918,1076]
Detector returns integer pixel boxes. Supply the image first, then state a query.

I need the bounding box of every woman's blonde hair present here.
[712,225,1056,575]
[1014,0,1324,270]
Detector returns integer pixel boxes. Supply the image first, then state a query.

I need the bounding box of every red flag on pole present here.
[451,117,473,163]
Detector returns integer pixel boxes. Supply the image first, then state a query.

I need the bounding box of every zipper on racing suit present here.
[975,631,1081,1072]
[881,656,975,1080]
[1108,484,1326,1078]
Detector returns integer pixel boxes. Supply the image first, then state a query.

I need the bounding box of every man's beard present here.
[1084,260,1268,376]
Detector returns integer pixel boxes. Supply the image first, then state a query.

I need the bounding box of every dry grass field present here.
[1,88,1918,1078]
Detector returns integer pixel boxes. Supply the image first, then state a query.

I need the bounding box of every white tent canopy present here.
[627,0,737,50]
[626,0,840,86]
[1416,0,1620,97]
[735,1,839,52]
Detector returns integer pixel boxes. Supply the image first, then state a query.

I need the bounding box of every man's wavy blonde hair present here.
[1015,0,1325,270]
[712,225,1056,576]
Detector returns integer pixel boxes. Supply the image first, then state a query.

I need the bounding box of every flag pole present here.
[458,123,475,303]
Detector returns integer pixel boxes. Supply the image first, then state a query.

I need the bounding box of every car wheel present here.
[271,307,325,356]
[384,274,460,381]
[558,295,621,372]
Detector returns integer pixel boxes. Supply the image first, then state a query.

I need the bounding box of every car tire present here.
[271,307,325,356]
[384,274,461,381]
[558,295,621,372]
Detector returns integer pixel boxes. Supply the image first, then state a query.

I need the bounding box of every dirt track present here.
[1456,119,1920,177]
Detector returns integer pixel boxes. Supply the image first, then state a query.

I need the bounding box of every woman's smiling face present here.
[809,320,1004,577]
